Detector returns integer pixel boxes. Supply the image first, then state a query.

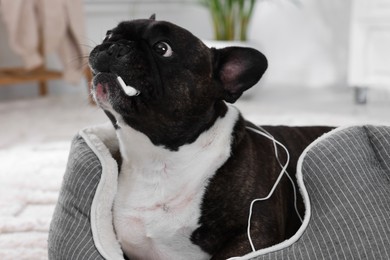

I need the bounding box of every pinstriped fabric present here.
[254,126,390,260]
[48,135,105,260]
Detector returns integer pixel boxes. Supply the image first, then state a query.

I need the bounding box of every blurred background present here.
[0,0,390,259]
[0,0,353,98]
[0,0,388,100]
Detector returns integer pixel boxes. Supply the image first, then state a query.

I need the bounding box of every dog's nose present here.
[107,43,131,58]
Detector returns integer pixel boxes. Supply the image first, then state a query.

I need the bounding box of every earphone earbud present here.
[117,76,140,96]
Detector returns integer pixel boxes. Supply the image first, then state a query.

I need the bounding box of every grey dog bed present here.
[48,124,390,259]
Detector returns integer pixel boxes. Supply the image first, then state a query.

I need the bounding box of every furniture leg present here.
[354,86,368,105]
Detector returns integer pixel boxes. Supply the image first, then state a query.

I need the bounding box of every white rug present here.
[0,142,70,260]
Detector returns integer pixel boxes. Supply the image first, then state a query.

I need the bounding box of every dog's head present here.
[89,15,267,149]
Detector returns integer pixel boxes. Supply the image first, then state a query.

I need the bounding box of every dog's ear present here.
[213,47,267,103]
[149,14,156,20]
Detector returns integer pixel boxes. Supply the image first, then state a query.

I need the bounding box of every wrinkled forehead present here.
[109,19,196,44]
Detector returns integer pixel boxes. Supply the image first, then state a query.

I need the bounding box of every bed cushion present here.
[48,135,107,260]
[48,124,390,260]
[48,124,123,260]
[246,125,390,259]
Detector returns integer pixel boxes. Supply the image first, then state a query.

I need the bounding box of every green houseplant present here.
[200,0,257,41]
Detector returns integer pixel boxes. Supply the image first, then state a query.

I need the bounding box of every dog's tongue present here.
[116,76,140,96]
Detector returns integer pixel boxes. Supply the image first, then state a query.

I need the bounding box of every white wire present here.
[254,126,303,224]
[245,126,302,253]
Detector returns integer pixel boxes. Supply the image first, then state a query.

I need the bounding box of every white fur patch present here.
[113,106,239,260]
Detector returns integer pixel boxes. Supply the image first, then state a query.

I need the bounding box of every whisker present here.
[79,43,94,50]
[65,55,90,65]
[79,36,99,47]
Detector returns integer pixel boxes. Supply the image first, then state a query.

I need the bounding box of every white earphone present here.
[227,126,303,259]
[117,76,140,96]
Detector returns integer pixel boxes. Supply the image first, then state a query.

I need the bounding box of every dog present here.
[89,15,332,260]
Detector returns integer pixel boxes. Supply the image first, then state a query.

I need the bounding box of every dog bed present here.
[48,124,390,260]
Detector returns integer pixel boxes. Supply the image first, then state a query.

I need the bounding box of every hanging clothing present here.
[0,0,87,84]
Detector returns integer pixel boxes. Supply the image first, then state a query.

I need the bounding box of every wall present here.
[0,0,351,100]
[249,0,352,89]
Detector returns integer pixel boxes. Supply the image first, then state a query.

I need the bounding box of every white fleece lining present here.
[78,123,351,260]
[80,123,125,260]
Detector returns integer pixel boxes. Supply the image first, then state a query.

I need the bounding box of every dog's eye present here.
[153,42,173,57]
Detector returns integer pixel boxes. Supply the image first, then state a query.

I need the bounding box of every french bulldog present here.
[89,15,332,260]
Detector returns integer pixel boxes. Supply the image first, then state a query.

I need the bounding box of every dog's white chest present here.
[114,161,212,260]
[113,107,239,260]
